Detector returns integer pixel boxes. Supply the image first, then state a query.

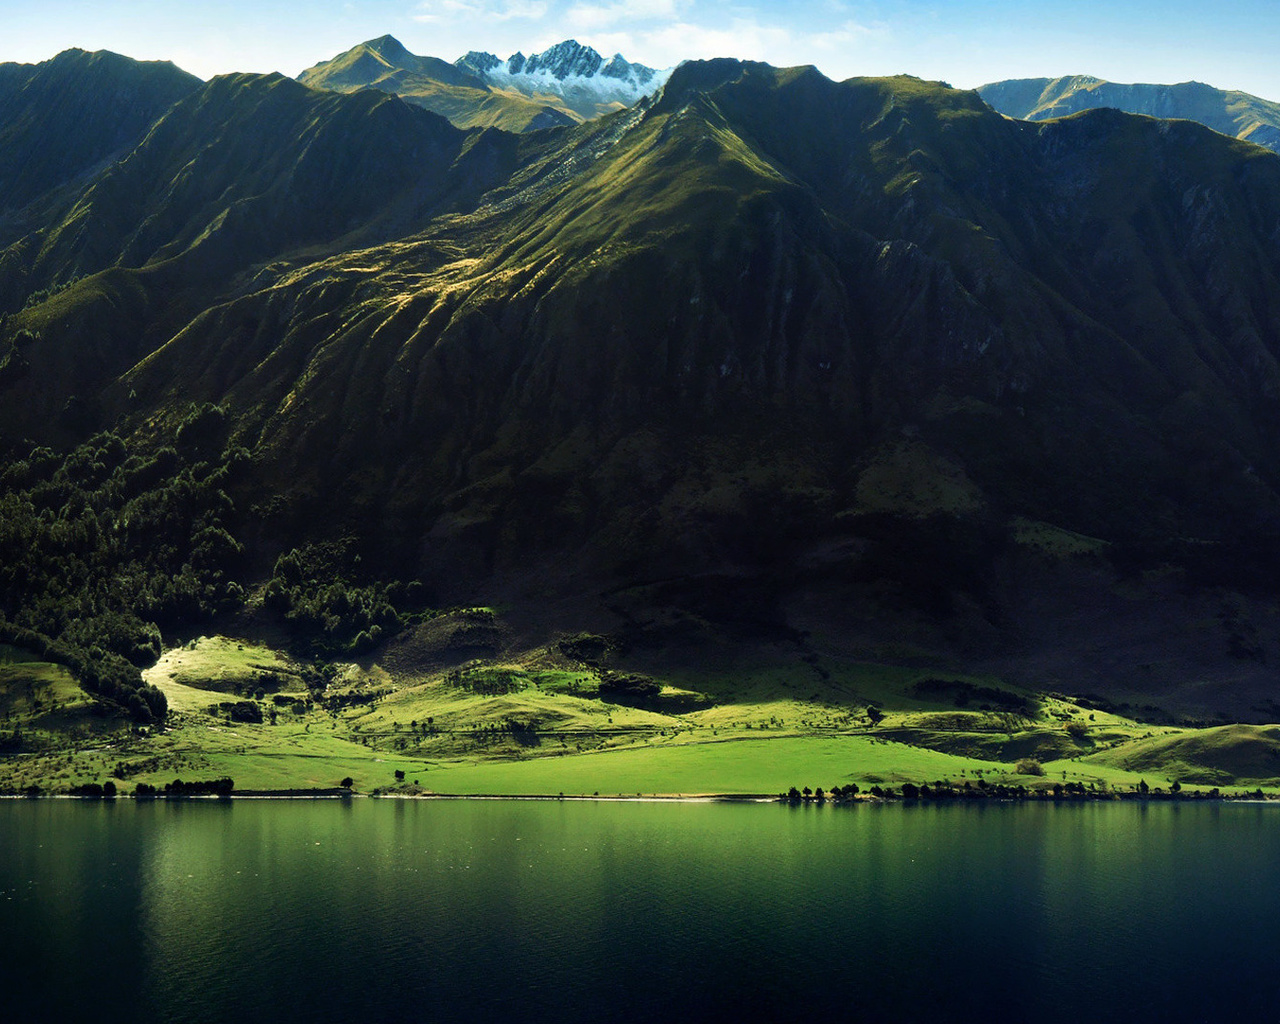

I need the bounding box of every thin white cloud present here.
[637,17,796,67]
[565,1,687,32]
[808,18,889,52]
[497,0,550,18]
[625,10,893,77]
[411,0,549,24]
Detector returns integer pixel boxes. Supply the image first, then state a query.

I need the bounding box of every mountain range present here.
[980,75,1280,153]
[298,36,668,131]
[5,44,1280,717]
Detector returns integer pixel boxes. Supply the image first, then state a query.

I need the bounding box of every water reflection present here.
[4,800,1280,1023]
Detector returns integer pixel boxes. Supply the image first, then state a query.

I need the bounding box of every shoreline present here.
[3,788,1277,804]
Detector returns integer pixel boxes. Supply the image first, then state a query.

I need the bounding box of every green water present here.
[2,799,1278,1023]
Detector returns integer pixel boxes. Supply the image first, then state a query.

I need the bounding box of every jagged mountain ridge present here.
[980,75,1280,153]
[4,54,1280,646]
[456,38,668,109]
[300,36,668,130]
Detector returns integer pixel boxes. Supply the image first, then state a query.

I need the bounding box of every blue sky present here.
[6,0,1280,99]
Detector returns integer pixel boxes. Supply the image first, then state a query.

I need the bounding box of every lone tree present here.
[340,776,354,789]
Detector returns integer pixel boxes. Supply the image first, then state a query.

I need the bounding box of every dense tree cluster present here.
[908,678,1031,713]
[68,780,116,797]
[133,777,235,797]
[263,538,415,656]
[0,404,248,721]
[596,670,660,703]
[779,778,1247,802]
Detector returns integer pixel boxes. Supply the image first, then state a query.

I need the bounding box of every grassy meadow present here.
[2,623,1276,799]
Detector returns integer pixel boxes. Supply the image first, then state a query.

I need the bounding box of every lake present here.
[3,798,1278,1023]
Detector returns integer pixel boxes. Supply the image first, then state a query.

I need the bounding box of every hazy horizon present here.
[5,1,1280,101]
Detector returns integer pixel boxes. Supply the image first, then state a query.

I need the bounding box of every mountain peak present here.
[300,36,485,95]
[363,35,411,61]
[300,37,667,130]
[0,46,201,214]
[521,39,603,80]
[457,49,502,76]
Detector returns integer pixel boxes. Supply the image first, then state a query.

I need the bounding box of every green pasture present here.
[3,635,1279,797]
[410,733,1144,797]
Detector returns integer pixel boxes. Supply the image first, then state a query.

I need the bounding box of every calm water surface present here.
[3,799,1278,1023]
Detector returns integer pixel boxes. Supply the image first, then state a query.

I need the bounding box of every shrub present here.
[597,671,660,703]
[1015,758,1045,776]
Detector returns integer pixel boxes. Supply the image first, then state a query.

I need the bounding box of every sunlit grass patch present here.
[145,636,303,696]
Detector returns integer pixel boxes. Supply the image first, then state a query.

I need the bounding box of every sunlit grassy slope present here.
[2,630,1274,796]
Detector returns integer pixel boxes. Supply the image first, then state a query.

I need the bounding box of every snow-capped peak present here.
[456,39,671,109]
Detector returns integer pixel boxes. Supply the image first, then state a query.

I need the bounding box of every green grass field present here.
[1,630,1276,797]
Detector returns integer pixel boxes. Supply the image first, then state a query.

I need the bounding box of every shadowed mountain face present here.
[0,49,201,217]
[4,55,1280,643]
[979,76,1280,153]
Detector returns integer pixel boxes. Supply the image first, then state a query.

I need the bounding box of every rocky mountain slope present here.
[980,75,1280,152]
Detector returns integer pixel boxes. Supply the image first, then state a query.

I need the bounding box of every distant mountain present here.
[0,48,200,217]
[300,34,482,92]
[979,76,1280,152]
[299,36,668,130]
